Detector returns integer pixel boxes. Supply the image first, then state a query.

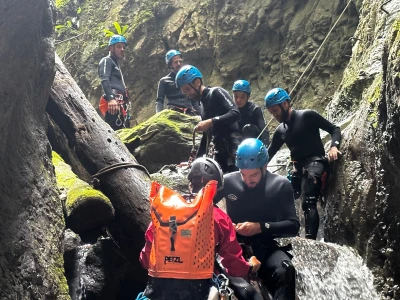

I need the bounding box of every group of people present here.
[98,35,342,299]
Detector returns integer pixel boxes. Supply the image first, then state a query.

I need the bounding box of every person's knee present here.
[274,260,295,286]
[302,173,321,204]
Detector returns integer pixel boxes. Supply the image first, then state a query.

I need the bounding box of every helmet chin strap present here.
[189,81,202,97]
[280,103,290,128]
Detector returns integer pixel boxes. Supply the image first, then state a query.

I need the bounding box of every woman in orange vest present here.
[139,157,261,300]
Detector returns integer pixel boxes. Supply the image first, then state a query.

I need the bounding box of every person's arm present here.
[156,78,166,113]
[267,126,285,161]
[139,222,154,270]
[196,132,208,157]
[308,110,341,148]
[254,106,269,146]
[98,57,115,101]
[210,88,240,126]
[214,208,254,278]
[258,180,300,238]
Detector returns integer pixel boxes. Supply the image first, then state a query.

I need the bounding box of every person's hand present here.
[327,146,339,162]
[108,99,120,115]
[235,222,261,236]
[248,255,261,274]
[194,119,213,132]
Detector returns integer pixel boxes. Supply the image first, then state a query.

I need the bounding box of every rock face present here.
[0,0,70,299]
[55,0,359,123]
[324,1,400,298]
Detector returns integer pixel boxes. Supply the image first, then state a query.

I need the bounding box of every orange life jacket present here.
[148,180,216,280]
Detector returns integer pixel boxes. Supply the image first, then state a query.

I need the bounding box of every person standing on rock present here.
[176,65,241,173]
[232,80,269,146]
[265,87,341,240]
[156,50,202,116]
[215,138,300,300]
[98,34,130,130]
[139,157,261,299]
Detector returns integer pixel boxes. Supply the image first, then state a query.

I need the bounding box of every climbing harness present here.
[212,273,234,300]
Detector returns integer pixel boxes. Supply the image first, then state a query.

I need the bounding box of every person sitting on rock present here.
[232,80,269,146]
[265,87,341,240]
[215,138,300,300]
[176,65,241,173]
[156,50,202,116]
[139,157,261,300]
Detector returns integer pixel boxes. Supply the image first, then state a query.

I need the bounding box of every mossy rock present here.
[117,110,200,173]
[52,151,115,234]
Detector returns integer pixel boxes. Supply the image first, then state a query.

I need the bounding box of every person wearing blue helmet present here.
[265,87,341,240]
[232,80,269,146]
[176,65,241,173]
[156,50,201,115]
[215,138,299,300]
[98,35,130,130]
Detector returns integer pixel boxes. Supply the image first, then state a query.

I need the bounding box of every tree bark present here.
[46,54,151,256]
[0,1,70,299]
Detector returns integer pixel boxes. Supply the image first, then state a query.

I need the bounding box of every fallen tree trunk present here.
[52,151,115,234]
[46,54,151,256]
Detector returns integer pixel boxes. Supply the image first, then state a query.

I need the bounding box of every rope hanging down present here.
[257,0,353,140]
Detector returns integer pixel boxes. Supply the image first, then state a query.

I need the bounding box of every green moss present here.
[366,77,382,128]
[50,254,70,298]
[132,10,155,30]
[117,110,197,144]
[52,151,112,210]
[55,0,70,9]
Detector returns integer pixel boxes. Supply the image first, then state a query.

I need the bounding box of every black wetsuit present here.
[215,171,299,300]
[98,53,129,130]
[197,87,241,173]
[238,102,269,146]
[268,109,341,239]
[156,72,202,115]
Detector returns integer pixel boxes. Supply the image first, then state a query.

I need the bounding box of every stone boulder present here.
[118,110,201,173]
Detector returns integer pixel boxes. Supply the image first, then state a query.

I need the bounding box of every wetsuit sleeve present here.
[98,57,115,101]
[260,180,300,238]
[156,78,166,113]
[254,106,269,146]
[267,127,284,161]
[214,208,251,277]
[308,110,341,148]
[211,88,240,126]
[139,222,153,270]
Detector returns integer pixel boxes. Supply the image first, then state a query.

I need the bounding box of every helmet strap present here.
[189,80,202,97]
[280,103,290,125]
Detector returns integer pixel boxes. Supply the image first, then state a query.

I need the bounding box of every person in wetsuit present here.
[265,87,341,240]
[215,138,300,300]
[98,35,130,130]
[176,65,241,173]
[139,157,261,300]
[232,80,269,146]
[156,50,202,116]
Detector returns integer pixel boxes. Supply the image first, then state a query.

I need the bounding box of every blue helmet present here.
[264,88,290,108]
[232,80,251,94]
[175,65,203,88]
[109,35,127,46]
[165,50,182,66]
[235,138,269,169]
